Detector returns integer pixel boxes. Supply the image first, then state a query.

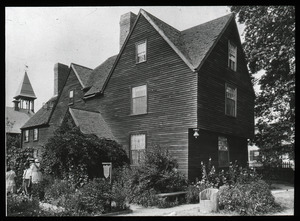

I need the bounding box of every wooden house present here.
[21,9,254,180]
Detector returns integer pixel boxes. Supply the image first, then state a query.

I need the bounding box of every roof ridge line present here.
[70,63,93,70]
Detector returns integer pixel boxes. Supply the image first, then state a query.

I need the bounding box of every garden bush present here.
[42,114,129,187]
[218,179,280,215]
[43,179,75,207]
[7,194,40,216]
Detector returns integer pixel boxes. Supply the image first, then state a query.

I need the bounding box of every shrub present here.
[73,178,112,215]
[7,194,40,216]
[218,179,280,215]
[42,114,129,187]
[44,179,75,206]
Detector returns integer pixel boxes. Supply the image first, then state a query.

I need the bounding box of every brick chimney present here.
[119,12,137,50]
[54,63,69,96]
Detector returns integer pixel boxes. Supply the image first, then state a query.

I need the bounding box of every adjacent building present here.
[6,72,36,138]
[21,9,255,180]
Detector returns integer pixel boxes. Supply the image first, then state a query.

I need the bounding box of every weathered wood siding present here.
[197,20,255,139]
[86,15,198,175]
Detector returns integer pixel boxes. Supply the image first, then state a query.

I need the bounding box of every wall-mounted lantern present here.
[193,128,199,138]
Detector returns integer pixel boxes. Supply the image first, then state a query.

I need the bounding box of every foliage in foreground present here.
[42,113,129,187]
[218,180,280,215]
[230,6,295,166]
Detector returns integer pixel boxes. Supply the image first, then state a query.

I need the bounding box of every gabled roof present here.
[69,108,115,140]
[101,9,235,92]
[71,63,93,88]
[84,55,118,97]
[6,107,34,133]
[141,9,234,71]
[14,72,37,99]
[21,96,57,129]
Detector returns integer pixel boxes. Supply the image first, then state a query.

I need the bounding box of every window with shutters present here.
[218,136,229,167]
[130,133,146,165]
[225,84,237,117]
[131,85,147,115]
[136,40,147,63]
[228,40,237,71]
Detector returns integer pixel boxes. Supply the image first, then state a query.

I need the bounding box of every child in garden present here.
[6,165,16,194]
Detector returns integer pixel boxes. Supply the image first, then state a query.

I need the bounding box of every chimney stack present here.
[54,63,69,96]
[119,12,137,50]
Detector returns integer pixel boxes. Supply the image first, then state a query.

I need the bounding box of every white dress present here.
[31,164,43,184]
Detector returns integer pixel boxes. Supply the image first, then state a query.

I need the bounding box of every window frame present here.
[225,83,237,117]
[24,130,29,142]
[228,40,237,71]
[131,84,148,115]
[218,136,230,167]
[129,132,147,165]
[69,90,74,105]
[135,40,147,64]
[33,128,39,141]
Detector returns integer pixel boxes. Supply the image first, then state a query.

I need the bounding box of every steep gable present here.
[84,55,118,98]
[71,63,93,88]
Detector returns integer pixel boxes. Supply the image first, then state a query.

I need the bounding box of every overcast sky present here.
[6,6,245,111]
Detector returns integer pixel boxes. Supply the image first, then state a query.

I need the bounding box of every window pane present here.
[132,85,147,114]
[131,134,146,164]
[132,85,146,98]
[137,42,146,53]
[69,90,73,98]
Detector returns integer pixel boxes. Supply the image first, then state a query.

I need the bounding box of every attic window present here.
[69,90,74,105]
[136,40,147,63]
[228,41,237,71]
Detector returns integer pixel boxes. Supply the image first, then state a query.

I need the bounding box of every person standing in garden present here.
[23,159,33,196]
[6,165,17,194]
[31,158,43,184]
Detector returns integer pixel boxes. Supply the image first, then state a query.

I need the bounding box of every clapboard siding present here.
[86,15,197,175]
[197,20,254,139]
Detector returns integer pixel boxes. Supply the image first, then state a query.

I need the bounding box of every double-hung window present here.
[33,128,39,141]
[228,40,237,71]
[218,136,229,167]
[225,84,237,117]
[136,40,147,63]
[69,90,74,105]
[24,130,29,142]
[132,85,147,115]
[130,133,146,165]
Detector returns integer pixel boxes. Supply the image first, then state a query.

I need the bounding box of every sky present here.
[6,6,246,111]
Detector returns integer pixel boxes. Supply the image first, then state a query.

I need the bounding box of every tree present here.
[42,113,129,187]
[230,6,295,165]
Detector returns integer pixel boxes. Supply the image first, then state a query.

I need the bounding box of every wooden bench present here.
[156,191,187,198]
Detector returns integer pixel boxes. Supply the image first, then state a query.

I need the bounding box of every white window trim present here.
[130,132,147,165]
[69,90,74,105]
[135,40,147,64]
[24,130,29,142]
[228,40,237,71]
[225,83,237,117]
[33,128,39,141]
[131,84,148,115]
